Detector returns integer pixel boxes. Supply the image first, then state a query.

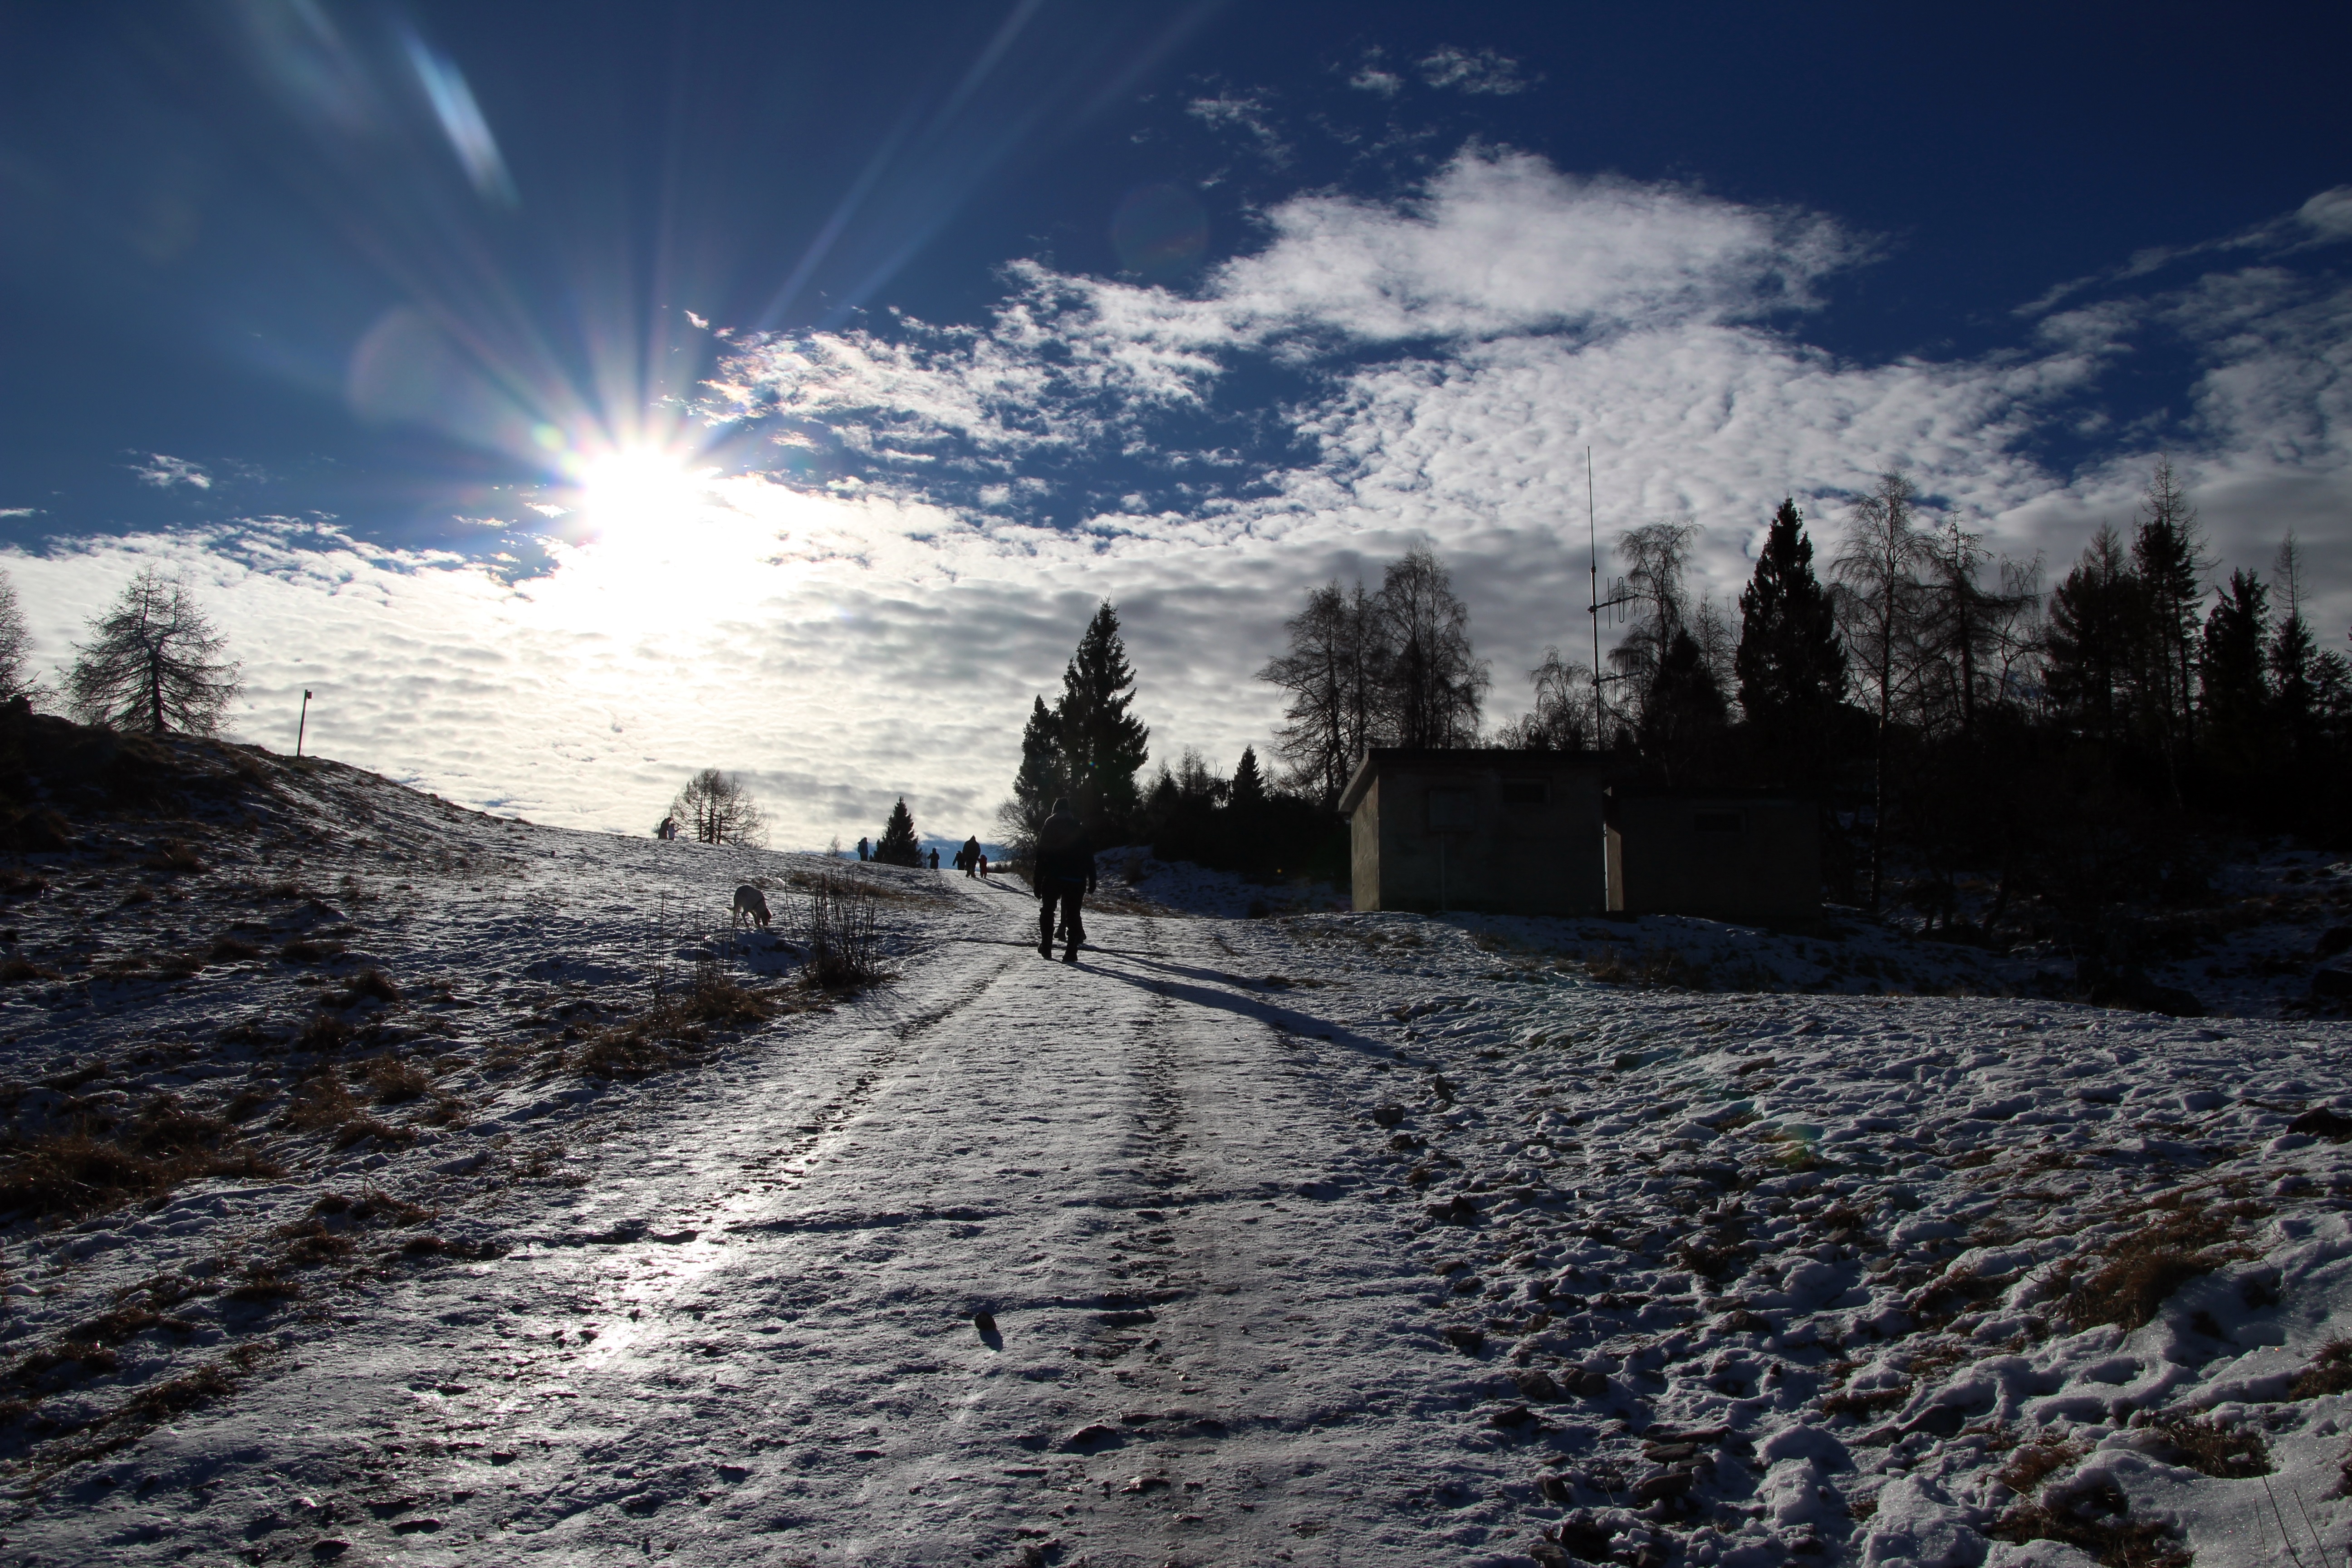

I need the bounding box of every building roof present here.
[1337,747,1613,815]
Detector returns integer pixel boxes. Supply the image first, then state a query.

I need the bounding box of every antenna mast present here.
[1586,450,1601,743]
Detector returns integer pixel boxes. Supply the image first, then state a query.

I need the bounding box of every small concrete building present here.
[1604,787,1820,924]
[1338,749,1611,915]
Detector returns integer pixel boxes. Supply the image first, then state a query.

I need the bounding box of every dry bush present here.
[282,1068,357,1131]
[0,868,53,897]
[0,1101,279,1220]
[2291,1338,2352,1398]
[363,1054,430,1104]
[1990,1477,2190,1568]
[1998,1434,2087,1496]
[206,936,261,963]
[2149,1413,2269,1477]
[803,872,885,990]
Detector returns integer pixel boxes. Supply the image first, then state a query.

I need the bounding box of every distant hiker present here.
[962,836,981,877]
[656,816,678,841]
[857,837,870,862]
[978,853,989,877]
[732,884,771,931]
[928,847,940,870]
[1033,798,1095,963]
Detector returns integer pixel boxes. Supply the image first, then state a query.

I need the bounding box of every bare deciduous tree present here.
[1259,578,1385,804]
[0,570,34,702]
[1375,545,1489,748]
[1832,472,1933,910]
[669,768,768,847]
[65,567,243,734]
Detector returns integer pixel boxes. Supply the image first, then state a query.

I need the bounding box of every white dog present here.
[731,884,771,931]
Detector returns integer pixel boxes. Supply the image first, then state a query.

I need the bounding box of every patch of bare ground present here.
[570,970,809,1080]
[2147,1413,2271,1477]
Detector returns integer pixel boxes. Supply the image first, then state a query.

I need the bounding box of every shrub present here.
[2149,1414,2269,1477]
[804,872,884,990]
[363,1054,430,1103]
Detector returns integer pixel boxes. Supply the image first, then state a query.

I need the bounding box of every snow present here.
[3,742,2352,1565]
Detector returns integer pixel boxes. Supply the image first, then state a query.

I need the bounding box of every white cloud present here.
[0,507,38,518]
[132,453,213,489]
[30,152,2352,837]
[1417,47,1537,96]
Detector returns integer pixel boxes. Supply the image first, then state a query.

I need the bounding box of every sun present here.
[577,447,710,531]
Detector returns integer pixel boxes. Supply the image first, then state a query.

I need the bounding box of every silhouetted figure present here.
[928,847,940,870]
[962,835,981,878]
[1033,798,1095,963]
[857,837,870,862]
[656,816,678,841]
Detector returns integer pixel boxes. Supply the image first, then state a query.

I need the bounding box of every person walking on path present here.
[1032,798,1095,963]
[961,836,981,878]
[927,847,940,870]
[857,837,870,862]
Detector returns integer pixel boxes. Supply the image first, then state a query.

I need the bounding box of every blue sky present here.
[2,1,2347,843]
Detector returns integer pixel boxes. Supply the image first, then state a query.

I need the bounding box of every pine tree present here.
[2130,457,2207,773]
[1054,602,1151,827]
[2270,533,2321,766]
[65,566,243,734]
[2198,571,2270,769]
[875,798,922,867]
[1230,745,1265,811]
[994,696,1064,853]
[1637,629,1729,781]
[2044,525,2139,746]
[1734,499,1846,778]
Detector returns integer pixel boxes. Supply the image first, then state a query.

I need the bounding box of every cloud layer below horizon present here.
[10,148,2350,846]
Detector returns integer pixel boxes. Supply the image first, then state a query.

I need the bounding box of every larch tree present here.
[874,798,922,866]
[669,768,768,847]
[65,566,243,735]
[1052,601,1151,826]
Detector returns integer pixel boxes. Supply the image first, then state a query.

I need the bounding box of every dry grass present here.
[0,956,59,985]
[143,839,204,876]
[2149,1413,2270,1477]
[2061,1199,2264,1332]
[1819,1382,1911,1421]
[1990,1478,2190,1568]
[324,967,400,1008]
[295,1011,353,1053]
[0,1101,280,1220]
[281,1068,358,1131]
[2291,1338,2352,1398]
[1583,944,1713,990]
[278,936,345,963]
[363,1053,430,1103]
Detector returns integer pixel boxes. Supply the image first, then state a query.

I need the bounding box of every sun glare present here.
[577,448,710,531]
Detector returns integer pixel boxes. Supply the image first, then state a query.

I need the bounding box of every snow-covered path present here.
[59,873,1509,1566]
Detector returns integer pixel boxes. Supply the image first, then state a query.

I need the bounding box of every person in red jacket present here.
[1032,799,1095,963]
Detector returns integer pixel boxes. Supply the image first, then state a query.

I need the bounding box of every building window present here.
[1501,779,1547,806]
[1426,788,1477,831]
[1692,810,1744,834]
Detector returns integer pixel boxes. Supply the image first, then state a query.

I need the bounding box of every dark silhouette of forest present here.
[1017,461,2348,943]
